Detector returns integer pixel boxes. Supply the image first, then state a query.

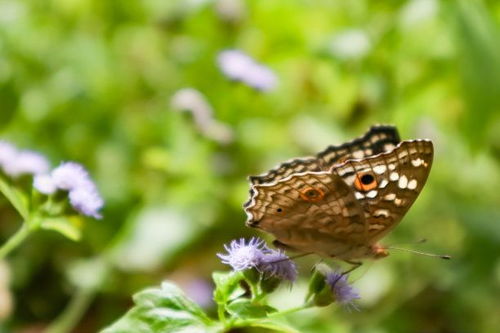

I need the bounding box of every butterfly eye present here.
[299,187,325,202]
[354,172,378,192]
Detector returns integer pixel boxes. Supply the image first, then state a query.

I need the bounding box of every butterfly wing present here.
[245,170,368,257]
[249,125,400,186]
[332,140,434,244]
[316,125,400,169]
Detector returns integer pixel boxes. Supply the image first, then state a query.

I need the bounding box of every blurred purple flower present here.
[170,88,234,144]
[217,237,268,271]
[4,151,50,177]
[69,186,103,219]
[217,50,277,91]
[258,249,297,282]
[37,162,104,219]
[51,162,90,191]
[325,271,360,309]
[33,174,57,194]
[183,279,213,308]
[0,141,50,178]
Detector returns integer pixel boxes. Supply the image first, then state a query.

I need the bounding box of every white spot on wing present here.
[390,172,399,181]
[352,150,364,159]
[407,179,418,190]
[373,165,387,174]
[379,179,389,188]
[384,193,396,201]
[411,158,424,167]
[366,190,378,198]
[398,175,408,189]
[384,143,395,151]
[369,224,384,230]
[388,164,396,170]
[355,192,365,199]
[374,209,389,218]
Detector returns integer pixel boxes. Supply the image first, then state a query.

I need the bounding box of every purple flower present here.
[33,174,57,194]
[69,186,103,219]
[38,161,104,219]
[325,271,360,309]
[217,237,268,271]
[217,50,277,91]
[258,249,297,282]
[51,162,90,191]
[0,142,50,178]
[218,238,297,282]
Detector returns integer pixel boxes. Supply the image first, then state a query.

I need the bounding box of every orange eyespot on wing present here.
[354,172,378,192]
[299,187,325,202]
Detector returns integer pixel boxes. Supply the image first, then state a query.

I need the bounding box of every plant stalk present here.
[0,223,32,260]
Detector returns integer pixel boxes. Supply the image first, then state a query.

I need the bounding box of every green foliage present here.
[0,0,499,332]
[104,269,313,333]
[102,282,217,333]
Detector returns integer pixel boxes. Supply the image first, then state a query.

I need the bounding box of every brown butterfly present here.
[244,125,434,265]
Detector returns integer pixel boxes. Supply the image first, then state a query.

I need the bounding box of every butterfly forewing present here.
[249,125,400,186]
[332,140,433,243]
[317,125,400,169]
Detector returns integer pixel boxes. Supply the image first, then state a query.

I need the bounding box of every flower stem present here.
[45,287,95,333]
[0,223,33,260]
[217,304,226,324]
[267,302,312,318]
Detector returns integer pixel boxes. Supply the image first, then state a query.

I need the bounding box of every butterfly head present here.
[370,244,389,259]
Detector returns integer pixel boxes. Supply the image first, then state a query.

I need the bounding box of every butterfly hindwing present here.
[245,171,368,256]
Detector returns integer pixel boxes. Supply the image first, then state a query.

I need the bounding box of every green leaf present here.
[40,217,82,241]
[212,271,245,306]
[101,281,216,333]
[226,299,276,319]
[0,177,29,220]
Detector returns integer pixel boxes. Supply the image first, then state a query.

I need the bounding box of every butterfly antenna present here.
[387,238,427,247]
[388,246,451,260]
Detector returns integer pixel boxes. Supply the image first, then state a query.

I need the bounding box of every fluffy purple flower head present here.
[217,50,254,81]
[33,174,57,194]
[69,186,103,219]
[257,249,297,282]
[36,161,104,219]
[217,49,277,91]
[0,143,50,178]
[51,162,90,191]
[217,237,268,271]
[326,271,361,309]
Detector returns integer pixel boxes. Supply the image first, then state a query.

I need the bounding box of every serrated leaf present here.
[41,217,82,241]
[101,281,216,333]
[212,271,245,306]
[226,299,276,319]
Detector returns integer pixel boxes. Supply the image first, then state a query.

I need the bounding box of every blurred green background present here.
[0,0,499,332]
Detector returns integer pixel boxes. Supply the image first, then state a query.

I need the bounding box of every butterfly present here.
[243,125,433,263]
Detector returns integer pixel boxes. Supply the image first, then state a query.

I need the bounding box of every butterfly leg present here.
[273,240,298,252]
[342,260,362,275]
